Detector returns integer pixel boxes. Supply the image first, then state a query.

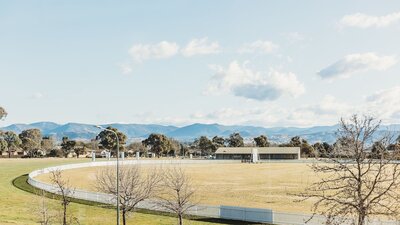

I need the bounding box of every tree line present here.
[2,125,399,158]
[2,106,400,160]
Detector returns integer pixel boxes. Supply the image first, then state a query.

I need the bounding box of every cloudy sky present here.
[1,1,400,127]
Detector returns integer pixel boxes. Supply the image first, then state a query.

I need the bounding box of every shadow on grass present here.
[12,174,269,225]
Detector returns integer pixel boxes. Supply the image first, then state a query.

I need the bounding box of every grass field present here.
[36,162,318,213]
[0,159,259,225]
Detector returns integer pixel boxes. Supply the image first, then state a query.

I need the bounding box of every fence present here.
[28,160,399,225]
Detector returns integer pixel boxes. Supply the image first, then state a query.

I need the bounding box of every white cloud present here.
[318,52,397,79]
[238,40,279,54]
[181,37,221,57]
[290,87,400,125]
[132,97,347,127]
[131,87,400,127]
[194,89,400,126]
[283,32,305,43]
[206,61,305,101]
[340,11,400,28]
[118,63,133,74]
[365,86,400,122]
[128,41,179,62]
[303,95,350,115]
[31,92,44,99]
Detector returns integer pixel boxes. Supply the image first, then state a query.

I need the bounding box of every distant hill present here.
[1,122,179,142]
[1,122,399,144]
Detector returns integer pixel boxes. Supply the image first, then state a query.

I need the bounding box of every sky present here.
[1,1,400,127]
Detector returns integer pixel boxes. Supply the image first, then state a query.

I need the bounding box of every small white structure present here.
[136,152,140,160]
[91,151,96,162]
[251,148,259,163]
[106,151,111,160]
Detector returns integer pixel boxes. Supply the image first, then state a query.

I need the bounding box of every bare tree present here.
[95,165,161,225]
[49,170,75,225]
[156,167,197,225]
[36,189,52,225]
[300,115,400,225]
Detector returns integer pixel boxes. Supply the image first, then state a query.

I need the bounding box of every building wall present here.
[216,154,251,160]
[216,153,298,160]
[259,153,298,160]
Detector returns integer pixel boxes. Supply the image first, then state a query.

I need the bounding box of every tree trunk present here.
[63,203,67,225]
[178,214,183,225]
[122,210,126,225]
[358,212,365,225]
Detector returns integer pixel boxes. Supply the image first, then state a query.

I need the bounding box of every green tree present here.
[227,133,244,147]
[312,142,324,157]
[0,138,7,155]
[142,133,171,157]
[194,136,214,155]
[322,142,333,155]
[283,136,314,157]
[61,137,76,158]
[300,139,314,157]
[0,106,7,120]
[180,144,189,157]
[253,135,270,147]
[211,136,225,149]
[97,127,127,156]
[74,141,87,158]
[19,129,42,157]
[289,136,302,147]
[388,142,400,152]
[3,131,21,158]
[127,142,147,156]
[41,136,55,155]
[371,141,387,159]
[169,139,181,156]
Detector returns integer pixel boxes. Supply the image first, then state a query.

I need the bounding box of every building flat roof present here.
[215,147,300,154]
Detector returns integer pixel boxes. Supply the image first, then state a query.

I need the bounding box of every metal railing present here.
[28,160,399,225]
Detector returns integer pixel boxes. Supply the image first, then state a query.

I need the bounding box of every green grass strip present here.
[12,174,266,225]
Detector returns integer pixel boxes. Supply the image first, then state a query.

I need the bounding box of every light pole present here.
[95,125,120,225]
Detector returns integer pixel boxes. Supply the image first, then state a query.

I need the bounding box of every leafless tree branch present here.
[299,115,400,225]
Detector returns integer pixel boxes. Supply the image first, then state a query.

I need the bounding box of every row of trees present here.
[2,106,399,161]
[0,125,386,159]
[0,107,343,158]
[39,166,196,225]
[95,166,196,225]
[1,127,398,160]
[0,128,94,158]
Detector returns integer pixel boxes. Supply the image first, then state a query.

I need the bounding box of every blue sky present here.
[1,1,400,127]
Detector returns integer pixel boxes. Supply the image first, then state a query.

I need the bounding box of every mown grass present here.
[1,159,266,225]
[38,163,317,213]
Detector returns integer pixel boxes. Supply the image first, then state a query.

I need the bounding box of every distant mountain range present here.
[1,122,400,144]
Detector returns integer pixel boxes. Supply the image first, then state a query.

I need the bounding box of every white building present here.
[215,147,301,160]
